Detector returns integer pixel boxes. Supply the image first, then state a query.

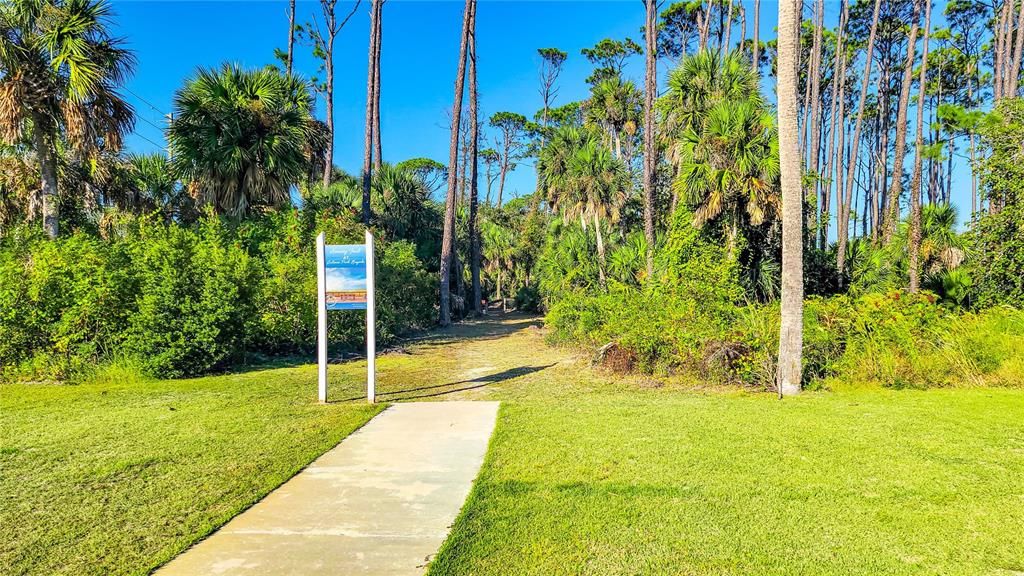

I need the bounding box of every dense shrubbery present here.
[543,208,1024,390]
[0,209,435,381]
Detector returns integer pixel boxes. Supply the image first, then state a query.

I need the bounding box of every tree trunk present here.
[806,0,824,244]
[643,0,657,278]
[323,40,336,187]
[909,0,931,293]
[439,0,474,326]
[882,0,921,244]
[496,163,507,207]
[823,1,848,250]
[1001,0,1016,98]
[468,4,482,316]
[837,0,882,275]
[287,0,296,75]
[970,131,978,218]
[35,128,59,239]
[1010,0,1024,97]
[593,211,607,289]
[994,0,1010,101]
[361,0,379,224]
[872,70,891,244]
[372,0,383,169]
[724,0,734,50]
[752,0,760,70]
[699,7,710,52]
[777,0,803,396]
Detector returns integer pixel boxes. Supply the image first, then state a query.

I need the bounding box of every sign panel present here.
[324,244,368,310]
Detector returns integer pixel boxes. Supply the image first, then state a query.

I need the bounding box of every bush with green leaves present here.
[0,209,437,381]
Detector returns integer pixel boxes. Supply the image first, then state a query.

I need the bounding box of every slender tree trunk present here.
[909,0,931,293]
[872,72,891,244]
[994,0,1010,100]
[883,0,921,244]
[724,0,734,50]
[372,0,383,169]
[699,7,711,52]
[837,0,882,275]
[1001,0,1016,98]
[970,131,978,219]
[823,1,848,250]
[323,40,336,187]
[752,0,760,69]
[593,211,607,289]
[361,0,379,224]
[469,3,482,316]
[35,128,59,239]
[643,0,657,278]
[777,0,803,396]
[496,162,507,207]
[439,0,474,326]
[1010,0,1024,97]
[287,0,296,75]
[806,0,824,243]
[740,5,747,54]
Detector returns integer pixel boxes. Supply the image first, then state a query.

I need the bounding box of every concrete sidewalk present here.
[157,401,500,575]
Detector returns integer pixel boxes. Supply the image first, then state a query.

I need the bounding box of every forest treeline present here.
[1,0,1023,389]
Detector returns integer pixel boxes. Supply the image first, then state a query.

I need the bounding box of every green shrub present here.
[0,209,438,382]
[122,217,257,378]
[0,231,136,380]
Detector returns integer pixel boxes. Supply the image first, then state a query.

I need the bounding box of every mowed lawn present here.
[429,387,1024,575]
[4,315,1024,575]
[0,365,382,576]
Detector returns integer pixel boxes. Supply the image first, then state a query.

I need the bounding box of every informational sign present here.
[325,245,368,310]
[317,231,376,404]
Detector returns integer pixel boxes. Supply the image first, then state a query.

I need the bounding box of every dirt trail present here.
[349,312,577,403]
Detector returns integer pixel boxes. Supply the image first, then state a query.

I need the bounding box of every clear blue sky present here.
[112,1,973,226]
[113,0,782,203]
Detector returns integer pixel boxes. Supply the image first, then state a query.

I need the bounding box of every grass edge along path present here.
[1,367,384,576]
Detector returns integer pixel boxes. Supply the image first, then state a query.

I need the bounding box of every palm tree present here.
[671,99,779,257]
[167,65,322,217]
[776,0,803,397]
[482,219,514,310]
[125,153,193,222]
[0,0,135,238]
[538,126,627,288]
[658,50,762,146]
[584,76,642,161]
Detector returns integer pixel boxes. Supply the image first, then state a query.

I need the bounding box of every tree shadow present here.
[338,364,554,402]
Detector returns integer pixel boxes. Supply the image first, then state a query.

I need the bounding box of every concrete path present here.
[157,401,500,576]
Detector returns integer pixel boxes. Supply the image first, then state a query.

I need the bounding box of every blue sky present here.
[113,0,782,202]
[111,1,973,227]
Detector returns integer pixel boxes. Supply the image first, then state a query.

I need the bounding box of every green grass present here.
[0,364,383,575]
[4,314,1024,575]
[429,389,1024,575]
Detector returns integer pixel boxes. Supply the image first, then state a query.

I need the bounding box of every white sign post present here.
[364,230,376,404]
[316,231,377,404]
[316,232,328,403]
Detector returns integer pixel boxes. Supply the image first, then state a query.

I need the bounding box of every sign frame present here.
[316,231,376,404]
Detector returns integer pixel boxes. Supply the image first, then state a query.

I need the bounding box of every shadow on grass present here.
[338,364,555,403]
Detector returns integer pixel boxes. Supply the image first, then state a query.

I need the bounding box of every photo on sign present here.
[325,244,367,310]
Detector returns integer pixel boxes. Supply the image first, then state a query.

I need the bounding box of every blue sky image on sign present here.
[325,244,368,311]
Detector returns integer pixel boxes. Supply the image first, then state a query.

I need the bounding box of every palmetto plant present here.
[481,219,515,305]
[661,51,779,256]
[672,99,779,253]
[658,50,762,151]
[538,125,628,287]
[168,64,323,217]
[584,76,642,161]
[0,0,136,237]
